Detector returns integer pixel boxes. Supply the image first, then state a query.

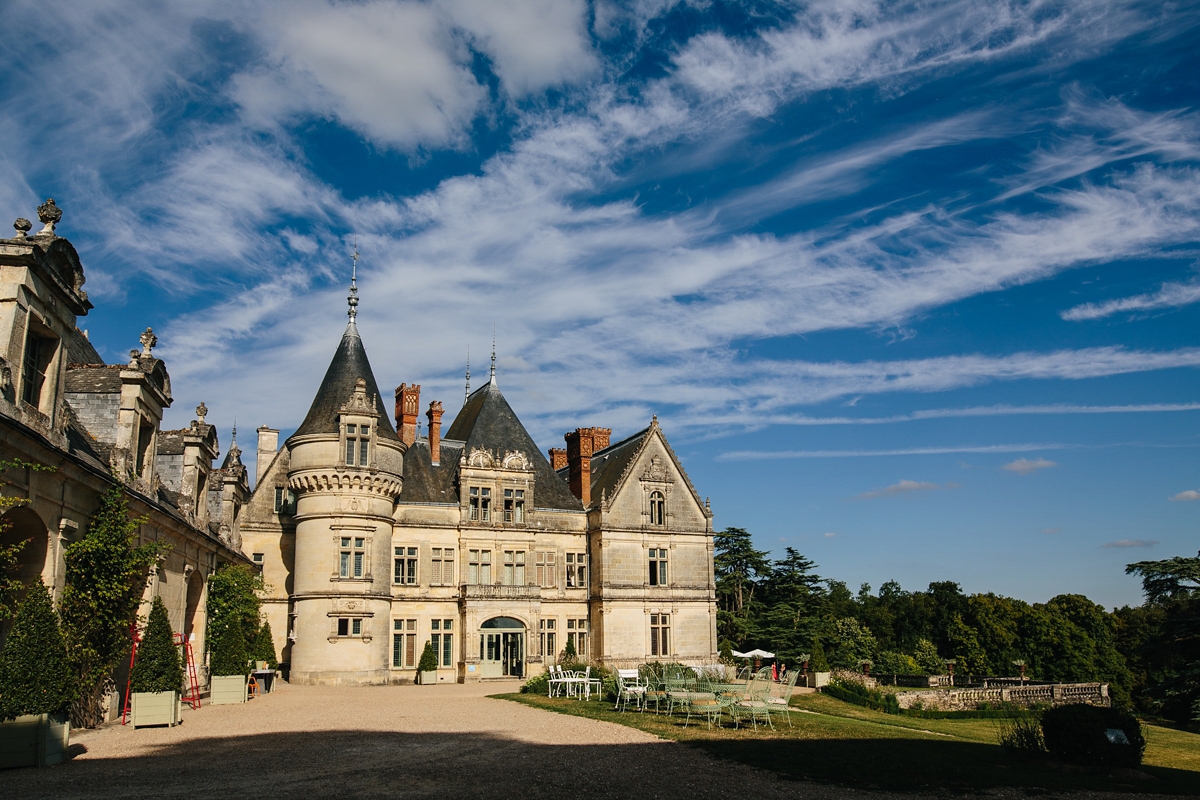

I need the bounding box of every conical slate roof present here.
[443,379,580,511]
[289,321,398,443]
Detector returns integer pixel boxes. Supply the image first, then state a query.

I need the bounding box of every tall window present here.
[469,487,491,521]
[345,424,370,466]
[393,619,417,667]
[468,549,492,584]
[502,550,525,585]
[649,491,665,525]
[274,487,297,514]
[567,618,588,657]
[648,548,668,586]
[394,546,418,585]
[336,617,363,637]
[430,619,454,667]
[20,330,54,407]
[535,552,556,588]
[340,537,367,578]
[565,552,587,588]
[503,489,525,522]
[539,618,556,661]
[650,614,670,656]
[431,547,454,585]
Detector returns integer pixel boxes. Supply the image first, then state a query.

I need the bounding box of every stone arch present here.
[0,506,50,645]
[184,568,205,643]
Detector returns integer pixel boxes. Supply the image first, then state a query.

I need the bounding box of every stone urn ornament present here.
[36,198,62,236]
[12,218,32,239]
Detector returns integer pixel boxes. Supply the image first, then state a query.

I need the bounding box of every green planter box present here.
[419,671,438,685]
[131,691,181,728]
[210,674,248,705]
[0,713,70,769]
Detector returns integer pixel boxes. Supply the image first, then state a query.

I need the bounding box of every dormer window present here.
[503,489,525,523]
[345,423,370,467]
[469,487,491,521]
[649,491,665,526]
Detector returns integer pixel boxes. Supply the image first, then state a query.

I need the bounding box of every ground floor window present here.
[430,619,454,667]
[566,618,587,657]
[539,618,556,661]
[650,614,670,656]
[393,619,417,667]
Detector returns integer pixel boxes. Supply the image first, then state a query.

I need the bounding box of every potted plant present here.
[808,638,831,688]
[129,596,183,728]
[209,617,249,704]
[251,621,279,693]
[0,579,73,767]
[417,640,438,684]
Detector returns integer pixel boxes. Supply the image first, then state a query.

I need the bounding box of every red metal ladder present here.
[175,632,202,710]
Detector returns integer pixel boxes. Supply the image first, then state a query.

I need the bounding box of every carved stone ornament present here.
[641,455,673,483]
[467,447,495,468]
[0,356,12,397]
[12,218,31,238]
[340,378,375,414]
[195,402,207,423]
[139,327,157,356]
[501,450,528,470]
[36,198,62,235]
[344,600,360,611]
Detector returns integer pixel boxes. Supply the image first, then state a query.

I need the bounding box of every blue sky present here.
[3,0,1197,609]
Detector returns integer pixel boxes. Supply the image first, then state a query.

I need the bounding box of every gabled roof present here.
[289,321,398,443]
[396,438,464,504]
[442,380,581,511]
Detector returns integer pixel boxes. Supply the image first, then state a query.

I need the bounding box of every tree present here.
[826,617,877,669]
[713,527,771,646]
[759,548,826,662]
[912,638,943,674]
[0,579,72,720]
[945,613,986,676]
[59,483,160,728]
[253,621,279,669]
[207,564,263,655]
[209,616,248,677]
[130,596,182,694]
[1126,551,1200,722]
[418,640,438,673]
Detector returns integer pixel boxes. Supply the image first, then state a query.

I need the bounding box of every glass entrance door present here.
[480,617,525,678]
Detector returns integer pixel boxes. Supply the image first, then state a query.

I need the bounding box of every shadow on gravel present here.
[2,730,761,800]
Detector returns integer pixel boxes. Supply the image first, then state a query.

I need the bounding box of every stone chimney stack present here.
[548,448,567,470]
[256,426,278,486]
[564,427,611,508]
[395,383,420,446]
[426,400,443,465]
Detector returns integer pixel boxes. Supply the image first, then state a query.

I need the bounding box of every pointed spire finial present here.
[490,325,496,384]
[347,236,360,323]
[465,345,471,402]
[231,418,237,446]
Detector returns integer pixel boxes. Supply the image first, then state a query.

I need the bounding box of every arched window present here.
[649,491,665,526]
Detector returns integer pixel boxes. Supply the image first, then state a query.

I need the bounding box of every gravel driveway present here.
[3,682,1180,799]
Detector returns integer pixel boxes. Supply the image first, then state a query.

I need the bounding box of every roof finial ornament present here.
[347,237,360,323]
[231,418,237,446]
[36,199,61,236]
[195,402,207,424]
[464,345,471,402]
[489,325,496,385]
[140,327,157,357]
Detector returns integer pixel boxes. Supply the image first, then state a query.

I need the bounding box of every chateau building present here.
[243,278,719,684]
[0,202,251,708]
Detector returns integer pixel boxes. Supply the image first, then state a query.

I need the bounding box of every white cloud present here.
[1042,527,1061,534]
[1003,457,1058,474]
[720,444,1065,461]
[1062,277,1200,320]
[1170,489,1200,502]
[856,480,957,499]
[824,532,838,538]
[1101,539,1159,548]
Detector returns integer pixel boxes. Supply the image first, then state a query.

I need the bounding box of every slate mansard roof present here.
[290,321,399,443]
[400,380,582,512]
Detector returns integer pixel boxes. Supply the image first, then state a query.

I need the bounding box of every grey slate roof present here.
[289,321,398,443]
[67,326,104,365]
[64,365,123,393]
[440,380,581,511]
[584,426,650,504]
[396,438,464,504]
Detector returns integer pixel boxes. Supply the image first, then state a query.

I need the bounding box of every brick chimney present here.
[395,383,420,446]
[564,427,611,507]
[426,400,443,465]
[548,448,567,471]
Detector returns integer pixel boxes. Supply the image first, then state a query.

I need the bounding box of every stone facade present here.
[0,202,250,706]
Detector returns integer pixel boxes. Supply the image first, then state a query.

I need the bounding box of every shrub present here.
[521,673,549,694]
[206,564,263,655]
[876,650,921,675]
[418,640,438,672]
[209,617,248,677]
[130,596,182,694]
[999,711,1047,758]
[1041,704,1146,769]
[0,579,72,720]
[253,621,278,668]
[808,637,829,671]
[822,677,899,714]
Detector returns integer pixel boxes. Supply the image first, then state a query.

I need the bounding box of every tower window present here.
[345,424,370,466]
[340,537,367,578]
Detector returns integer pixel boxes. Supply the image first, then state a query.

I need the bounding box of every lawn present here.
[497,691,1200,794]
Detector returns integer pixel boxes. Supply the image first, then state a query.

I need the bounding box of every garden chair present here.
[766,666,800,727]
[684,691,733,729]
[547,665,564,697]
[639,665,668,714]
[581,666,602,700]
[614,669,645,712]
[731,668,774,731]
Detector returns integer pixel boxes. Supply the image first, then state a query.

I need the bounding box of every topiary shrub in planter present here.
[253,621,279,670]
[129,596,183,728]
[1041,704,1146,770]
[0,579,73,767]
[209,617,249,704]
[418,640,438,684]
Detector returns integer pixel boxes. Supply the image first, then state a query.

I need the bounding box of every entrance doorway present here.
[480,616,524,678]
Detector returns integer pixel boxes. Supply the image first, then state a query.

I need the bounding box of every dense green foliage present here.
[418,640,438,672]
[253,620,278,669]
[1041,704,1145,768]
[130,596,182,694]
[206,564,263,655]
[59,484,159,727]
[0,579,72,719]
[1123,551,1199,724]
[209,616,248,677]
[821,678,899,714]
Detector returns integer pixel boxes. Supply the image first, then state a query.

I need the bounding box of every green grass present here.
[496,691,1200,794]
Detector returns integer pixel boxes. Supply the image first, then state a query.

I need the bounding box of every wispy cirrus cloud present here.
[1102,539,1159,548]
[1062,277,1200,320]
[1003,457,1058,474]
[856,480,959,499]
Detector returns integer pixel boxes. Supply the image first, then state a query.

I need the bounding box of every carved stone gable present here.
[467,447,495,468]
[502,450,529,470]
[641,455,673,483]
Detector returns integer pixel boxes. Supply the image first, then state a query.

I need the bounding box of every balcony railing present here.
[461,583,542,600]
